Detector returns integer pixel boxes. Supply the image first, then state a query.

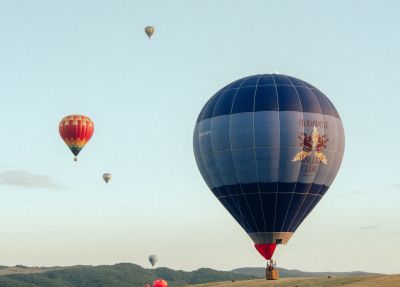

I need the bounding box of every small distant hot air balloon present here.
[103,173,112,184]
[153,279,167,287]
[59,114,94,161]
[145,26,155,39]
[148,254,158,267]
[144,284,151,287]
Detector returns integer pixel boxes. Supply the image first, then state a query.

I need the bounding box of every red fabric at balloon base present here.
[153,279,168,287]
[255,243,277,260]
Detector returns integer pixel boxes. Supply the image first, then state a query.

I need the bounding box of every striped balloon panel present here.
[59,115,94,156]
[153,279,168,287]
[193,74,344,239]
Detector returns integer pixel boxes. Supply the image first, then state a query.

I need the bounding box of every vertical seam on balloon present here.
[77,121,80,142]
[195,100,219,197]
[60,122,65,141]
[68,119,73,140]
[284,86,318,231]
[198,93,224,199]
[81,119,86,141]
[210,89,229,195]
[298,96,342,229]
[81,121,86,142]
[271,74,280,233]
[279,75,304,232]
[196,126,236,223]
[252,74,268,234]
[292,89,337,231]
[290,87,326,230]
[210,86,247,228]
[285,83,324,231]
[229,77,259,233]
[83,118,89,141]
[87,117,94,141]
[291,91,332,231]
[64,120,70,140]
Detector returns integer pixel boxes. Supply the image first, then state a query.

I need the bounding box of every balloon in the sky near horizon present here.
[145,26,155,39]
[148,254,158,267]
[153,279,167,287]
[59,115,94,161]
[193,74,345,261]
[103,173,112,184]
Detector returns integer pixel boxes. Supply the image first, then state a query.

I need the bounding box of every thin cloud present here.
[0,170,62,190]
[359,225,379,230]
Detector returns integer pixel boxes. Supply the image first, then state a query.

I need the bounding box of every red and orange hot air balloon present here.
[59,114,94,161]
[153,279,168,287]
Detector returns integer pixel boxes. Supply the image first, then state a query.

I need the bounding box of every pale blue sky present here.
[0,0,399,274]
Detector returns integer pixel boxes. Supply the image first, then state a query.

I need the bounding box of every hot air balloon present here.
[144,284,151,287]
[193,74,345,261]
[145,26,155,39]
[153,279,167,287]
[59,115,94,161]
[148,254,158,267]
[103,173,112,184]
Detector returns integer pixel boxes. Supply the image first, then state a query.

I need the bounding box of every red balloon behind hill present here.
[153,279,168,287]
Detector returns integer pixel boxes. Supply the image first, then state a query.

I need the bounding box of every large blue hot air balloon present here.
[193,74,344,260]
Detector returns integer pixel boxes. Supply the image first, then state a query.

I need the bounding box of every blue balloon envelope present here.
[193,74,345,260]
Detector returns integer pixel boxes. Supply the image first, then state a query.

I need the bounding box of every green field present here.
[189,275,400,287]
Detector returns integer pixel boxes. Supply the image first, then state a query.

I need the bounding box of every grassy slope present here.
[232,267,379,278]
[188,275,400,287]
[0,265,378,279]
[0,265,397,287]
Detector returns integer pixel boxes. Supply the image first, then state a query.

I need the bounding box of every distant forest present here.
[0,263,255,287]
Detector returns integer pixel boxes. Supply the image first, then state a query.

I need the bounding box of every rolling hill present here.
[0,263,256,287]
[0,264,387,287]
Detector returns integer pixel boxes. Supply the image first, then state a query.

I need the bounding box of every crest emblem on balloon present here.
[292,126,328,164]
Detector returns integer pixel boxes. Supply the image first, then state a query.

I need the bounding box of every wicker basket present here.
[266,268,279,280]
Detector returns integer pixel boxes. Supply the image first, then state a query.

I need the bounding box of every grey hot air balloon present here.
[148,255,158,267]
[145,26,155,39]
[103,173,112,184]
